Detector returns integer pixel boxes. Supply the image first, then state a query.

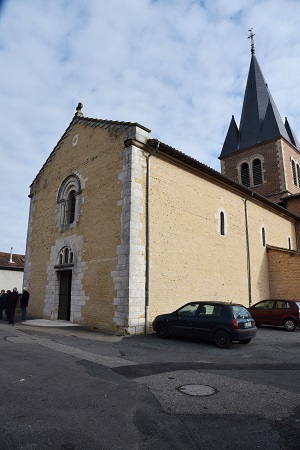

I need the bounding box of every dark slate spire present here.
[259,98,291,144]
[219,32,299,158]
[238,53,294,150]
[285,117,300,150]
[220,115,239,157]
[238,55,269,149]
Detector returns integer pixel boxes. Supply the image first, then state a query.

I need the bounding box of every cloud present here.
[1,0,300,253]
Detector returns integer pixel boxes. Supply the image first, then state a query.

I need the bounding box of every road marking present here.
[4,330,137,368]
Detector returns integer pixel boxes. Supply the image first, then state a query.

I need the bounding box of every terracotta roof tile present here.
[0,252,25,270]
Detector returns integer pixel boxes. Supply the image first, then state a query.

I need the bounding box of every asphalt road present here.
[0,319,299,450]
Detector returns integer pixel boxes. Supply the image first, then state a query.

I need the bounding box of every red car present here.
[248,299,300,331]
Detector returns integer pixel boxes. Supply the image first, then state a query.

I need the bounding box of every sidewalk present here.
[2,309,80,327]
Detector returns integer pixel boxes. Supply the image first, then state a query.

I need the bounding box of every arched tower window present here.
[241,163,250,187]
[253,159,263,186]
[56,175,82,230]
[292,160,297,186]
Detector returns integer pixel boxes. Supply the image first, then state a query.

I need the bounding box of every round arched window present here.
[56,175,82,230]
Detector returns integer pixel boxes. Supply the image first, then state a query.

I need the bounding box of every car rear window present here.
[199,304,222,317]
[275,301,289,309]
[232,305,251,319]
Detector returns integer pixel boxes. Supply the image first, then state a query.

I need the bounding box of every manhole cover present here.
[178,384,216,397]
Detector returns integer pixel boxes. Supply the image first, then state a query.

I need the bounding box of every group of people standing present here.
[0,288,30,325]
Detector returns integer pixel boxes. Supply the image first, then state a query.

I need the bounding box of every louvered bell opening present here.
[253,159,263,186]
[241,163,250,187]
[292,160,297,186]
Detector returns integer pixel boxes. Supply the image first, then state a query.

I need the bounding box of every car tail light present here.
[232,318,240,329]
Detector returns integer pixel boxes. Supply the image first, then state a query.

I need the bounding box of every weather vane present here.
[248,28,255,55]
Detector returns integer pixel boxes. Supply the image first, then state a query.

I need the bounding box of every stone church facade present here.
[24,47,300,334]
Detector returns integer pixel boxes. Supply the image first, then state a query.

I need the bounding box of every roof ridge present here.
[30,113,151,187]
[73,115,150,132]
[148,138,300,221]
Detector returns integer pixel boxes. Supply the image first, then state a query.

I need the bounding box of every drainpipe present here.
[243,199,252,307]
[145,141,160,334]
[295,222,299,251]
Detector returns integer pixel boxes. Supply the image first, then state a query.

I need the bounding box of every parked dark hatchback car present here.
[248,299,300,331]
[152,301,257,348]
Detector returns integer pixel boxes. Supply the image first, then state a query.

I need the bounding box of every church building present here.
[24,39,300,334]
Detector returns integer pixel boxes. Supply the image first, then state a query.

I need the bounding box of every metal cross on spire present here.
[248,28,255,55]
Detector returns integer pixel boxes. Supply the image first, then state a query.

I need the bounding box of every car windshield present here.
[232,305,251,319]
[254,300,274,309]
[177,303,199,317]
[295,302,300,309]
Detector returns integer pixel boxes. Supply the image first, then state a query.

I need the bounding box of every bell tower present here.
[219,30,300,205]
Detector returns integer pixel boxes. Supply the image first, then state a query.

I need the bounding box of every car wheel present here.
[238,339,252,344]
[283,318,297,332]
[156,323,170,339]
[214,330,231,349]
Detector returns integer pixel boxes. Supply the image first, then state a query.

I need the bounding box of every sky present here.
[1,0,300,255]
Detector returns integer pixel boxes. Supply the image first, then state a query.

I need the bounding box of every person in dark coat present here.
[7,288,18,325]
[5,290,12,322]
[0,289,7,320]
[20,288,30,322]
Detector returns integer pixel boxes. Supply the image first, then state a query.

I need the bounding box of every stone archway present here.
[44,236,87,324]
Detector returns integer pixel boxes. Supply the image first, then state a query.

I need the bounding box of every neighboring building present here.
[0,250,24,292]
[24,43,300,334]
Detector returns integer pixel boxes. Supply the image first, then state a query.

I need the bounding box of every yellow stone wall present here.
[26,120,129,330]
[148,154,297,320]
[267,247,300,299]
